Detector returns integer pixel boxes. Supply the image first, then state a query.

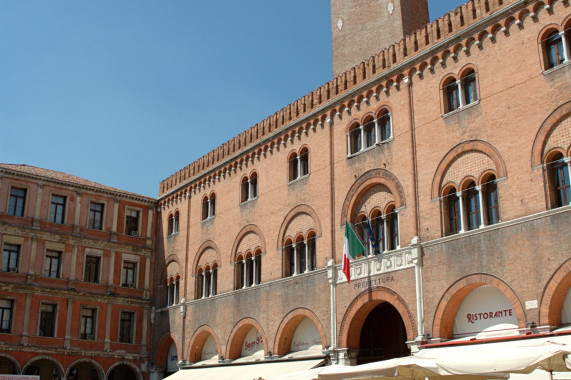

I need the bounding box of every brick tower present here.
[331,0,429,76]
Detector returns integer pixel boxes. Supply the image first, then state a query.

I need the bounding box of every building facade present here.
[1,0,570,379]
[152,0,571,377]
[0,164,156,379]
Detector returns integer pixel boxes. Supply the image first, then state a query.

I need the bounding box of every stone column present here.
[202,273,207,298]
[252,257,257,285]
[477,185,486,227]
[210,270,215,294]
[374,118,380,144]
[292,244,298,275]
[561,31,570,62]
[346,132,351,156]
[304,241,310,273]
[359,126,365,150]
[21,294,32,345]
[458,192,466,233]
[383,216,389,252]
[64,299,73,348]
[242,259,247,288]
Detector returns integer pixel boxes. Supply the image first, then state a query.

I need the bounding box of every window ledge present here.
[240,197,258,206]
[442,100,480,118]
[201,216,215,223]
[347,137,395,159]
[167,232,179,238]
[288,174,309,185]
[542,60,570,75]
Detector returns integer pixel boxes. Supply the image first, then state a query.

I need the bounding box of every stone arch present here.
[273,308,327,356]
[22,356,65,378]
[231,224,267,263]
[340,169,406,227]
[539,258,571,327]
[106,361,143,380]
[155,331,180,369]
[531,101,571,167]
[164,254,181,279]
[277,204,322,250]
[192,240,221,275]
[188,325,222,363]
[431,140,507,199]
[432,274,526,339]
[0,353,21,374]
[64,358,105,380]
[338,287,416,348]
[226,317,268,360]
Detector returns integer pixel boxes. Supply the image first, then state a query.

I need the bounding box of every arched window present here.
[444,78,460,113]
[235,253,261,289]
[173,211,179,234]
[289,149,310,182]
[370,209,384,255]
[464,181,481,231]
[461,69,478,105]
[483,174,500,225]
[196,265,217,299]
[167,214,174,235]
[283,232,317,277]
[348,123,362,155]
[299,148,309,177]
[544,31,565,69]
[549,153,571,208]
[202,194,216,220]
[377,110,392,142]
[166,276,180,306]
[241,173,258,203]
[385,204,399,251]
[363,117,376,149]
[445,187,461,236]
[356,214,369,257]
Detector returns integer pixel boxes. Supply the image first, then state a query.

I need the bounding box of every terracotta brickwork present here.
[153,0,571,371]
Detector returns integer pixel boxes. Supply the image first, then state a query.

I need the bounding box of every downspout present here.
[328,116,338,352]
[404,76,425,340]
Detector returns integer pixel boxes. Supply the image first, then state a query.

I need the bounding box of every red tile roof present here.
[0,163,155,201]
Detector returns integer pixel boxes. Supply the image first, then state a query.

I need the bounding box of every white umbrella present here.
[435,341,571,379]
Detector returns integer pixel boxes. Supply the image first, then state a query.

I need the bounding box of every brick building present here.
[0,164,157,379]
[1,0,570,379]
[152,0,570,378]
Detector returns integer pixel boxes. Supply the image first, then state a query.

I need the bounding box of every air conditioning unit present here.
[129,231,139,237]
[8,267,18,273]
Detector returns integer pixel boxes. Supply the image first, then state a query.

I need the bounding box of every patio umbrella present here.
[434,340,571,379]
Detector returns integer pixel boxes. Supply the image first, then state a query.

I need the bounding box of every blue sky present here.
[1,1,465,198]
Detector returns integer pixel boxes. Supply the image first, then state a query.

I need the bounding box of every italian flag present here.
[342,220,366,284]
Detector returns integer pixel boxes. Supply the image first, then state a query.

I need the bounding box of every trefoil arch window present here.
[241,172,258,203]
[235,252,261,289]
[201,193,216,220]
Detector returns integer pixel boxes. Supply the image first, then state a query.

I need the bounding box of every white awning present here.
[165,358,324,380]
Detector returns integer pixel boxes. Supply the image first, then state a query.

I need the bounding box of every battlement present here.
[159,0,523,197]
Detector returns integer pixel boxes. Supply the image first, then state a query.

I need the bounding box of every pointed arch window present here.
[483,175,500,225]
[445,187,461,236]
[465,182,481,231]
[544,31,566,69]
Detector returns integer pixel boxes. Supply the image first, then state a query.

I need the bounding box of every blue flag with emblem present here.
[366,216,381,255]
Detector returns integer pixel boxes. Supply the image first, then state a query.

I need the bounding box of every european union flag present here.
[366,216,381,255]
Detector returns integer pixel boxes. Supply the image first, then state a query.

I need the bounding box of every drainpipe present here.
[327,259,338,350]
